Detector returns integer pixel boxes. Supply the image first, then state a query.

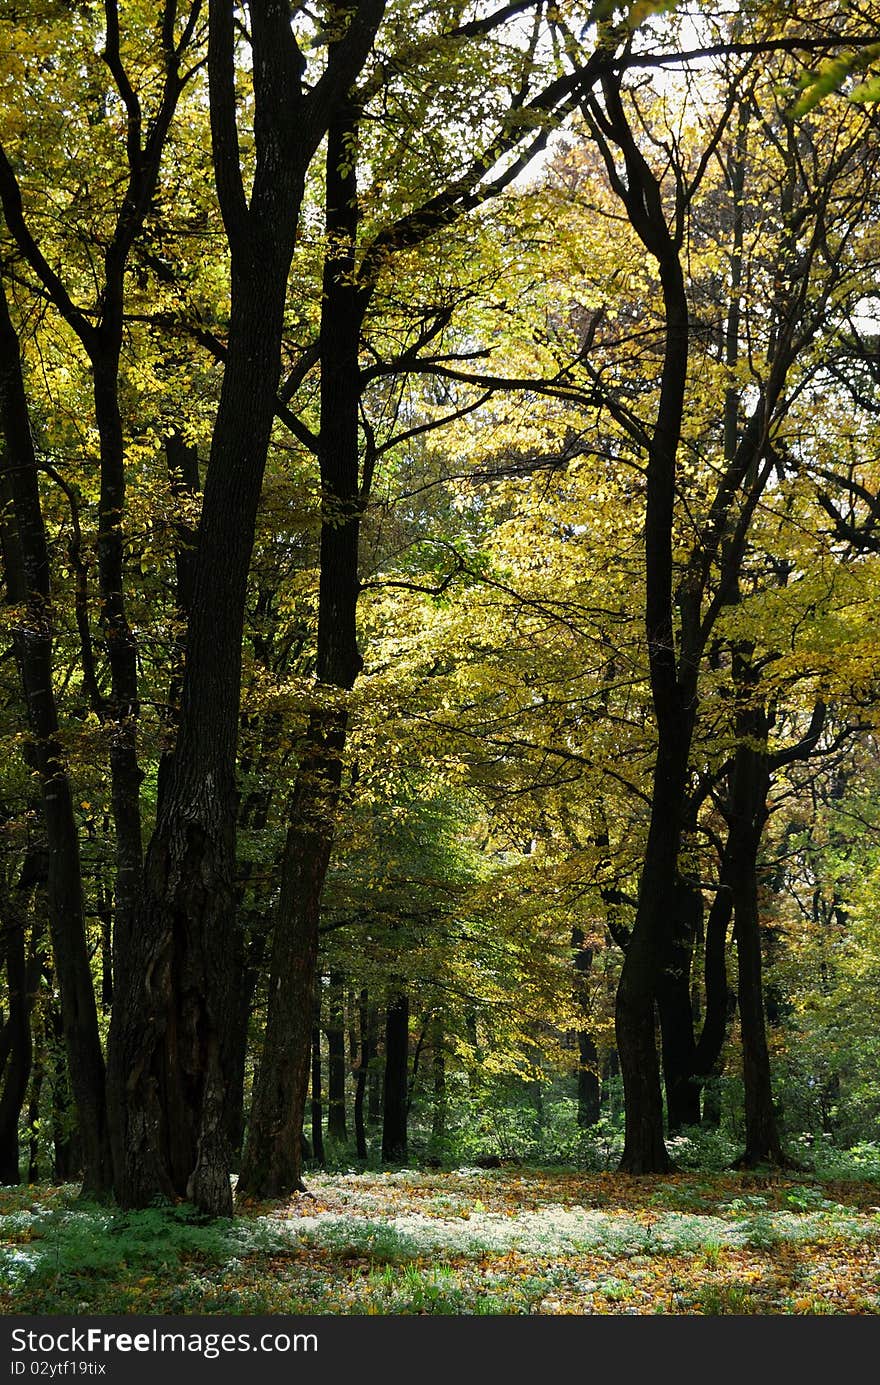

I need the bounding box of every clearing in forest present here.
[2,1169,879,1315]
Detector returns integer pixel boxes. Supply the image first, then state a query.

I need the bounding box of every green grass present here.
[2,1169,879,1315]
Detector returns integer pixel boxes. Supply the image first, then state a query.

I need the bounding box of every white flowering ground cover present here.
[2,1169,880,1314]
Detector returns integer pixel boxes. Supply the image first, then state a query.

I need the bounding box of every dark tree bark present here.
[164,430,201,724]
[0,878,34,1184]
[353,991,373,1159]
[581,75,692,1173]
[98,884,113,1013]
[571,929,600,1128]
[0,278,112,1195]
[50,997,82,1183]
[381,990,409,1164]
[239,93,365,1198]
[326,970,348,1142]
[26,1042,43,1185]
[430,1016,448,1145]
[0,1,207,1007]
[310,1021,325,1167]
[107,0,387,1214]
[656,877,701,1131]
[691,845,736,1082]
[582,73,811,1171]
[728,699,782,1167]
[368,1055,382,1125]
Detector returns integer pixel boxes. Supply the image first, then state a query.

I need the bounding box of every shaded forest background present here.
[1,0,880,1215]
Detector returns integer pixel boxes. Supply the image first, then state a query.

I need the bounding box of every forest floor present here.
[2,1168,880,1315]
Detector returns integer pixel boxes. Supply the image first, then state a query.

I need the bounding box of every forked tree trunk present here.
[106,0,386,1215]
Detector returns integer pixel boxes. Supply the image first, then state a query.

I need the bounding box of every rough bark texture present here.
[0,279,112,1195]
[239,98,365,1198]
[104,0,386,1215]
[107,245,294,1211]
[239,707,347,1195]
[657,877,701,1131]
[381,991,409,1163]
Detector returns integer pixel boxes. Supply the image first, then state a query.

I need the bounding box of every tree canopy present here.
[1,0,880,1214]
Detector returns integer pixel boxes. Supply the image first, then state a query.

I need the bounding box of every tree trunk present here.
[0,893,32,1184]
[656,876,701,1131]
[572,929,600,1127]
[0,278,111,1195]
[728,728,783,1166]
[51,999,82,1183]
[616,732,689,1173]
[431,1017,448,1145]
[353,991,372,1160]
[238,102,364,1198]
[165,431,201,723]
[586,77,690,1176]
[106,0,386,1214]
[26,1043,43,1184]
[91,350,144,993]
[326,970,348,1142]
[106,248,294,1213]
[381,991,409,1163]
[310,1022,326,1167]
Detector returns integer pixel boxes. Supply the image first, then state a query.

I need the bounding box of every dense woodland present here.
[1,0,880,1225]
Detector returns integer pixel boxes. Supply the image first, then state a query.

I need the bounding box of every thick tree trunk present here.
[27,1045,43,1184]
[165,431,201,723]
[326,970,348,1142]
[107,0,386,1213]
[107,249,294,1214]
[616,731,689,1173]
[239,104,364,1199]
[589,78,690,1176]
[577,1032,601,1129]
[692,844,736,1080]
[239,707,346,1195]
[0,279,112,1195]
[657,876,701,1131]
[381,991,409,1164]
[91,352,143,983]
